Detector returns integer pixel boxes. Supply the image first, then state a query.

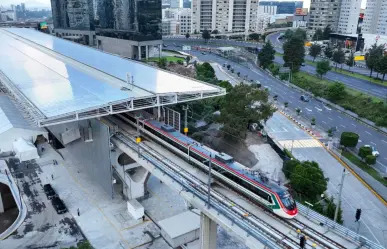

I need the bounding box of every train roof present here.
[147,119,287,194]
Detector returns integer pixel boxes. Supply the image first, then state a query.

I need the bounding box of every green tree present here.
[324,46,333,59]
[325,197,344,224]
[283,159,300,178]
[311,117,316,126]
[327,82,346,100]
[218,84,276,140]
[202,29,211,43]
[249,33,260,41]
[293,28,307,41]
[283,36,305,72]
[290,161,328,200]
[185,33,190,39]
[312,28,323,41]
[211,29,219,34]
[283,29,294,40]
[158,57,167,69]
[196,62,216,81]
[377,56,387,82]
[309,44,322,62]
[346,52,355,70]
[358,146,372,159]
[323,25,333,40]
[332,48,345,70]
[366,43,384,77]
[185,55,191,65]
[316,60,330,79]
[284,102,289,108]
[218,80,233,92]
[340,132,359,148]
[63,241,94,249]
[365,155,377,165]
[258,41,276,69]
[296,108,301,116]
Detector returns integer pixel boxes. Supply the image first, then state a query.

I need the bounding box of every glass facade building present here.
[50,0,162,41]
[258,1,303,14]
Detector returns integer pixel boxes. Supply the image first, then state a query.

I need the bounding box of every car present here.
[51,197,67,214]
[201,52,207,55]
[300,95,309,102]
[364,145,379,157]
[301,63,305,66]
[43,184,57,200]
[162,44,168,48]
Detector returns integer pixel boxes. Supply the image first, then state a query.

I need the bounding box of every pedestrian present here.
[142,215,145,222]
[77,208,80,216]
[51,174,54,180]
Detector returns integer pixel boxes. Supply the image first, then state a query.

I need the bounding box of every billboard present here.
[39,21,47,29]
[295,8,308,16]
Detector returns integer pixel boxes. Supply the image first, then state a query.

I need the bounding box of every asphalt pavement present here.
[163,44,387,174]
[164,37,387,99]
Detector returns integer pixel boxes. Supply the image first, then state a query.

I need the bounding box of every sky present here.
[2,0,368,10]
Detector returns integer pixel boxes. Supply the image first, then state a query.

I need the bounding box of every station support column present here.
[0,192,4,213]
[200,213,217,249]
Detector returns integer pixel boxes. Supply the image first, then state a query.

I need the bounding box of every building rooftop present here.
[0,28,225,127]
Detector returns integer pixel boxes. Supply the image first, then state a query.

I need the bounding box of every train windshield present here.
[280,192,296,210]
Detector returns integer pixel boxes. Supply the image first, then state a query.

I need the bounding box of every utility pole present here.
[334,168,346,222]
[182,105,188,135]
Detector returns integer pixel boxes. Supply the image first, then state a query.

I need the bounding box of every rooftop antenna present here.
[126,72,134,91]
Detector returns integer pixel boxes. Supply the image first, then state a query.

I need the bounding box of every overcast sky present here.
[2,0,367,11]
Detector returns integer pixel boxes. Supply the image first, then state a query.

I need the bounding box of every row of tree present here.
[340,132,377,165]
[311,25,333,41]
[365,43,387,81]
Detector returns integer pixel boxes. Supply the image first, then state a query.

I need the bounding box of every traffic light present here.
[299,235,306,248]
[355,208,362,222]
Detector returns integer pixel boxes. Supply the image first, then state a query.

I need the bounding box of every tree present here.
[290,161,327,200]
[327,82,346,100]
[202,29,211,43]
[358,146,372,160]
[340,132,359,148]
[365,155,376,165]
[227,64,231,70]
[185,55,191,65]
[309,44,322,62]
[283,29,294,40]
[237,72,241,77]
[158,57,167,69]
[377,56,387,82]
[332,48,345,70]
[218,84,276,140]
[312,28,323,41]
[283,36,305,72]
[325,197,343,224]
[366,43,384,77]
[311,117,316,126]
[324,46,333,59]
[346,52,355,70]
[284,102,288,108]
[211,29,219,34]
[258,41,276,69]
[293,28,307,41]
[316,60,330,79]
[185,33,190,39]
[283,159,300,178]
[323,25,332,40]
[218,80,233,92]
[249,33,260,41]
[196,62,216,81]
[296,108,301,116]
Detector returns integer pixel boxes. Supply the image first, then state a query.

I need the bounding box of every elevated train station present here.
[0,28,380,249]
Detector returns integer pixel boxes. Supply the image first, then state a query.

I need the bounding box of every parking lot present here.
[0,158,85,249]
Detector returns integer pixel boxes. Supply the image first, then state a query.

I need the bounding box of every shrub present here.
[177,60,184,65]
[365,155,376,165]
[358,146,372,159]
[340,132,359,148]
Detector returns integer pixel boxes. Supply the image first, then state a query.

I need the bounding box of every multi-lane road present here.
[164,37,387,99]
[162,42,387,174]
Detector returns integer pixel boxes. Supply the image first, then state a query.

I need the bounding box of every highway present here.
[162,44,387,178]
[164,38,387,99]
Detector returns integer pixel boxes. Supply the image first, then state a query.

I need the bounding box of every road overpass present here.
[0,28,382,249]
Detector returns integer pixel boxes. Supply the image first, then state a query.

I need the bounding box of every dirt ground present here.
[195,129,262,168]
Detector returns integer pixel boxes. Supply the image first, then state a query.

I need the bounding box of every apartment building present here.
[362,0,387,34]
[191,0,258,33]
[308,0,341,34]
[337,0,361,34]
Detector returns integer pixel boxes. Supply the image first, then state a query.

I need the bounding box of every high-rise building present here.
[191,0,258,33]
[337,0,361,34]
[170,0,183,8]
[258,1,303,14]
[258,5,277,15]
[21,3,26,12]
[308,0,341,35]
[183,0,191,8]
[50,0,162,60]
[362,0,387,34]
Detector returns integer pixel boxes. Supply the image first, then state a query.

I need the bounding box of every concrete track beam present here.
[200,212,217,249]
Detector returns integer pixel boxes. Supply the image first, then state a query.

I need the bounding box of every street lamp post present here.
[334,168,347,222]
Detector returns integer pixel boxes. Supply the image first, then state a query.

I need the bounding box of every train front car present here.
[275,190,298,218]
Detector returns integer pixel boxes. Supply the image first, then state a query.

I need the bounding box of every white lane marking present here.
[337,116,343,119]
[376,161,385,167]
[314,106,322,111]
[328,117,333,121]
[358,139,362,143]
[322,121,327,124]
[324,105,332,111]
[382,140,387,144]
[290,95,295,99]
[340,125,346,128]
[370,142,376,145]
[288,101,292,103]
[305,108,313,112]
[365,131,372,135]
[294,127,299,131]
[351,123,356,127]
[384,157,387,161]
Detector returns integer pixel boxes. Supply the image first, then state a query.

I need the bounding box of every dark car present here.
[51,197,67,214]
[300,95,309,102]
[43,184,57,200]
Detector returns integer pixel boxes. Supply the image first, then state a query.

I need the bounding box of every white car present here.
[364,145,379,157]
